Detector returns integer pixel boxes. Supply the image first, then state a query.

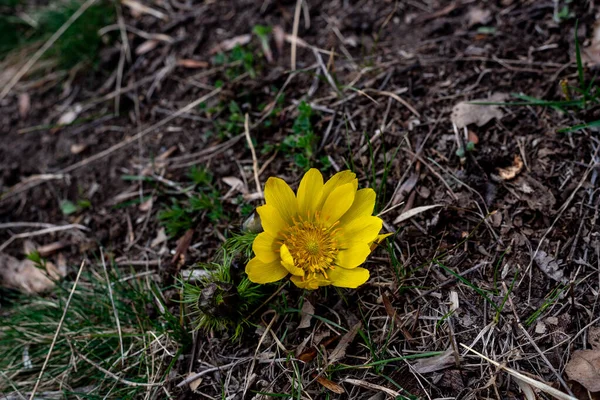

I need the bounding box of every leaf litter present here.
[1,1,599,399]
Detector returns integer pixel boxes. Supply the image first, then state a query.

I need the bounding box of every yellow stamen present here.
[279,214,340,278]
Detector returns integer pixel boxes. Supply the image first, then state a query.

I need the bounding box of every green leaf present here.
[252,24,272,39]
[60,200,78,215]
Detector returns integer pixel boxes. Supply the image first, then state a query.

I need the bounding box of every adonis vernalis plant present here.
[246,168,387,289]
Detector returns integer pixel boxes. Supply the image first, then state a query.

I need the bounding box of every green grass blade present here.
[470,98,583,108]
[557,119,600,133]
[436,261,500,312]
[335,351,445,370]
[575,20,585,91]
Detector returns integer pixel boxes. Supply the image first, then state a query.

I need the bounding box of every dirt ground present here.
[2,0,600,398]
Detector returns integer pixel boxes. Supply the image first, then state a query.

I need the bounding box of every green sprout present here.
[158,166,226,237]
[253,24,273,61]
[279,101,322,169]
[213,44,257,79]
[182,234,264,339]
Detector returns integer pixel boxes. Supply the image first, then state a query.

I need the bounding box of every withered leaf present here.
[314,375,345,394]
[327,322,361,365]
[298,299,315,329]
[497,155,524,181]
[177,59,209,69]
[18,92,30,118]
[412,348,456,374]
[451,93,506,128]
[393,204,442,225]
[298,347,317,363]
[588,326,600,351]
[0,253,65,294]
[320,335,340,348]
[534,250,566,283]
[135,40,159,56]
[565,350,600,392]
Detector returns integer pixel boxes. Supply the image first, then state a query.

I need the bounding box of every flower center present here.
[280,213,341,278]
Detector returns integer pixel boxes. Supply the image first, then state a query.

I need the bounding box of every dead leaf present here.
[298,299,314,329]
[449,291,459,311]
[314,375,345,394]
[393,204,442,225]
[180,269,210,281]
[391,173,418,206]
[273,25,285,55]
[381,293,398,323]
[497,155,524,180]
[451,93,506,128]
[186,372,202,392]
[165,229,194,279]
[381,293,413,339]
[566,350,600,392]
[210,34,252,54]
[412,348,456,374]
[136,40,159,56]
[139,197,153,212]
[177,59,209,69]
[70,143,87,154]
[583,21,600,67]
[222,176,248,194]
[18,93,30,118]
[513,176,556,211]
[0,253,65,294]
[515,377,537,400]
[242,192,264,202]
[467,130,479,144]
[588,327,600,350]
[467,7,492,27]
[242,211,262,233]
[535,321,547,334]
[57,105,82,126]
[23,240,36,254]
[534,250,566,283]
[121,0,168,20]
[297,346,317,363]
[151,228,168,248]
[328,322,361,365]
[320,335,340,348]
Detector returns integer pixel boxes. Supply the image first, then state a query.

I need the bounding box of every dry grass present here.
[1,1,599,399]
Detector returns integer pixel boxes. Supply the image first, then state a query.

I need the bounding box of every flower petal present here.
[342,216,382,244]
[339,188,376,226]
[264,177,298,224]
[256,204,287,236]
[317,170,357,210]
[297,168,324,215]
[328,267,370,288]
[321,182,356,224]
[336,242,371,269]
[280,244,305,276]
[290,274,330,289]
[252,232,278,263]
[245,257,288,284]
[370,233,393,251]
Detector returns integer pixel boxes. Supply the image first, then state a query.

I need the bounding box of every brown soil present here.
[2,0,599,398]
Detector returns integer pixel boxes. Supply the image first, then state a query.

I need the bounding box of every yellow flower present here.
[245,168,385,289]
